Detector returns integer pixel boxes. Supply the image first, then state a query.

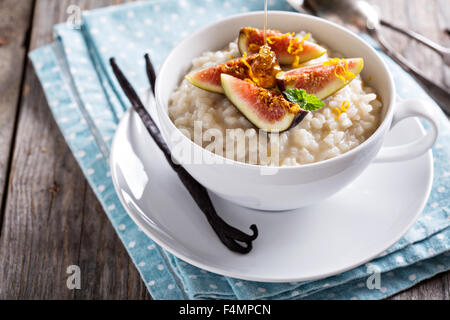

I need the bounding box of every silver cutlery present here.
[288,0,450,114]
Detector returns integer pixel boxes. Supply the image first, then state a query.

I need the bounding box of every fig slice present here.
[276,58,364,100]
[186,53,280,94]
[238,27,327,65]
[221,74,308,133]
[185,57,248,94]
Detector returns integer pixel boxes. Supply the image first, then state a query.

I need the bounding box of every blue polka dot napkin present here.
[29,0,449,300]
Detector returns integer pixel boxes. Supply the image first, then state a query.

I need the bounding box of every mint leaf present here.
[283,88,306,107]
[304,93,325,111]
[283,88,325,112]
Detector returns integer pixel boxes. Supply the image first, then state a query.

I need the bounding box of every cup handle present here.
[374,99,440,163]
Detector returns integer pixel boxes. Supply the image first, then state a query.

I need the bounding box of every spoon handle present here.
[369,29,450,115]
[380,19,450,66]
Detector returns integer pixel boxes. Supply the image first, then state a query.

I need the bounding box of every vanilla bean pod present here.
[110,58,258,254]
[144,54,156,95]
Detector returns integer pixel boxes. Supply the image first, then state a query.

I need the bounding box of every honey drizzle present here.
[264,0,268,45]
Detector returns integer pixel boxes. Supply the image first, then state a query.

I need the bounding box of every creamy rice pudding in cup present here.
[154,12,439,210]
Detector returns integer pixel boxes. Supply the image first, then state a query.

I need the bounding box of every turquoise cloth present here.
[29,0,449,300]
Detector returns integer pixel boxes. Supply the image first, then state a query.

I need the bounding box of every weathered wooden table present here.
[0,0,448,300]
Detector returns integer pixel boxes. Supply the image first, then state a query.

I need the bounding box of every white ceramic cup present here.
[155,11,439,211]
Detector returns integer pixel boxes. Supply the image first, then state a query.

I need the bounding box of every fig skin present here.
[221,74,308,133]
[238,27,327,65]
[186,53,281,94]
[185,57,250,94]
[276,58,365,100]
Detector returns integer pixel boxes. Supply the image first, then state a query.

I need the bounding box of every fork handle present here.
[369,28,450,115]
[380,19,450,65]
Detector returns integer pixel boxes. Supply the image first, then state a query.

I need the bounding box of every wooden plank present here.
[403,0,443,83]
[390,272,450,300]
[0,0,35,225]
[369,0,449,96]
[0,0,447,300]
[370,0,450,300]
[75,188,151,299]
[436,0,450,88]
[0,0,150,300]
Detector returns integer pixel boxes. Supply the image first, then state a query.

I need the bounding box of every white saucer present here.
[110,108,433,282]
